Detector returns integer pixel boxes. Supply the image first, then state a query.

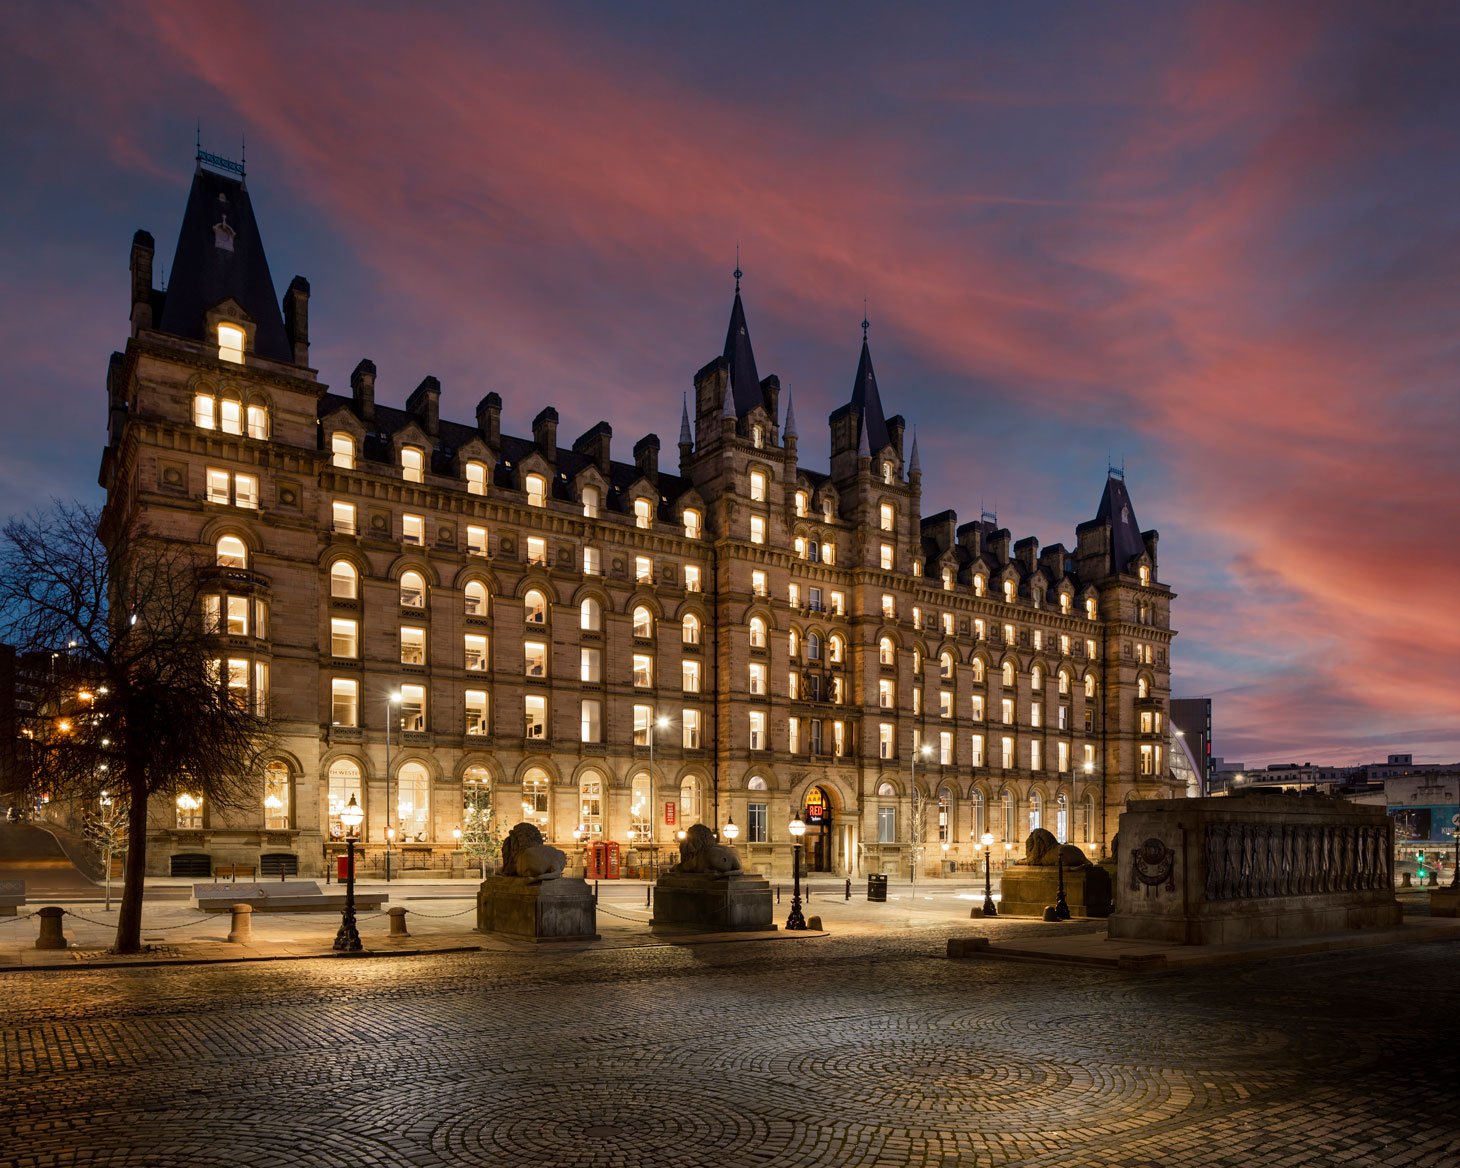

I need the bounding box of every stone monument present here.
[998,829,1113,918]
[651,823,774,932]
[476,822,599,942]
[1108,794,1400,944]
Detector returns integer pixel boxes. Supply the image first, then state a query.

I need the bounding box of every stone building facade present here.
[99,157,1181,880]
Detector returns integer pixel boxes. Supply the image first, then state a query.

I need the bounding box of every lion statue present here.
[669,823,743,877]
[1022,828,1091,868]
[499,821,567,882]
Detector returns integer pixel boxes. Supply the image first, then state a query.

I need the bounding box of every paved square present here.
[2,925,1457,1166]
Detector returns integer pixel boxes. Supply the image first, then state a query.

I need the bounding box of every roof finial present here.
[909,426,920,475]
[723,368,736,418]
[862,298,869,341]
[680,392,693,448]
[196,120,201,154]
[784,387,797,439]
[734,243,742,293]
[240,131,246,178]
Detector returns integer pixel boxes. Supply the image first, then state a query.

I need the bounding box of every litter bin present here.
[337,854,355,881]
[867,873,888,902]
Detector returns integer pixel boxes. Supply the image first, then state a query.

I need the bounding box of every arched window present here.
[263,762,291,830]
[579,770,604,837]
[1001,661,1015,687]
[936,784,953,843]
[747,775,768,792]
[971,658,986,683]
[1137,676,1150,699]
[1138,564,1151,586]
[464,581,488,616]
[326,759,362,840]
[970,789,986,838]
[1080,792,1096,844]
[1031,666,1043,691]
[879,636,895,666]
[633,605,654,638]
[216,536,247,568]
[465,460,488,495]
[794,490,808,517]
[828,634,845,664]
[805,630,821,660]
[630,772,652,842]
[329,559,357,599]
[913,648,923,675]
[1084,673,1096,699]
[1055,792,1069,843]
[1058,670,1071,695]
[396,762,430,841]
[399,570,426,608]
[679,775,701,824]
[522,769,550,834]
[331,431,356,469]
[464,767,492,828]
[877,781,896,797]
[1028,791,1043,834]
[524,589,548,624]
[940,651,954,680]
[217,322,245,364]
[749,617,768,649]
[942,566,955,591]
[580,597,601,632]
[582,485,601,518]
[682,613,701,645]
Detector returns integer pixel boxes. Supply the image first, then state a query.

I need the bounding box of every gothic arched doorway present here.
[803,785,835,873]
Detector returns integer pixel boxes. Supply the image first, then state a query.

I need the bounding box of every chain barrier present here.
[595,903,652,923]
[0,912,37,925]
[403,904,478,919]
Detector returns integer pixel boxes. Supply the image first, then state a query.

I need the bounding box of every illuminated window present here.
[206,469,257,509]
[1084,673,1096,699]
[749,470,767,501]
[971,734,985,767]
[1001,736,1014,769]
[1001,661,1015,687]
[399,626,425,665]
[634,497,653,528]
[751,570,768,597]
[1060,592,1072,615]
[582,485,601,518]
[973,575,986,597]
[580,597,601,632]
[194,393,216,430]
[1001,698,1014,725]
[941,612,954,636]
[244,405,268,439]
[1031,666,1044,691]
[579,646,602,683]
[878,679,895,709]
[633,704,652,745]
[394,762,429,840]
[524,641,548,678]
[402,514,424,545]
[971,658,985,683]
[749,616,767,649]
[465,460,488,495]
[632,654,654,689]
[399,571,426,608]
[1003,580,1016,603]
[942,567,955,591]
[749,710,767,751]
[1028,790,1043,832]
[522,768,550,826]
[682,613,701,645]
[632,605,653,638]
[1139,564,1151,586]
[683,659,701,693]
[684,564,702,592]
[880,543,894,571]
[879,636,895,666]
[465,633,489,671]
[220,399,242,435]
[526,536,547,567]
[795,490,809,517]
[216,536,247,568]
[331,432,356,469]
[636,556,653,584]
[580,699,602,743]
[1031,701,1042,728]
[583,547,600,575]
[1137,676,1150,699]
[467,525,488,556]
[750,515,766,544]
[1058,741,1070,773]
[879,502,894,532]
[330,679,358,727]
[581,772,605,834]
[1058,670,1071,695]
[465,690,488,735]
[748,661,766,695]
[330,618,358,659]
[683,509,702,539]
[217,323,245,364]
[400,446,424,483]
[828,634,845,664]
[524,589,547,624]
[327,761,363,840]
[332,501,356,534]
[1086,597,1098,620]
[526,473,547,507]
[881,594,895,619]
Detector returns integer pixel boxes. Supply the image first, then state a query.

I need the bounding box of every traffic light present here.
[1417,852,1427,881]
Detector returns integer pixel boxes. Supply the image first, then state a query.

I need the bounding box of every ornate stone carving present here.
[1130,837,1176,894]
[499,822,566,882]
[1201,822,1390,901]
[1022,828,1091,868]
[668,824,743,877]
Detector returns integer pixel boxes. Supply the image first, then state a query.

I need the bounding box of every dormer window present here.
[401,446,424,484]
[582,485,601,518]
[1060,592,1072,615]
[1003,580,1016,603]
[795,490,809,517]
[751,424,764,449]
[331,432,356,470]
[974,574,986,597]
[633,498,652,528]
[1138,564,1151,586]
[465,461,488,496]
[212,217,235,252]
[683,509,702,539]
[1086,597,1098,620]
[217,323,245,365]
[526,473,547,508]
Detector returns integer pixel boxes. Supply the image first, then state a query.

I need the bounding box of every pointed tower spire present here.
[850,315,890,455]
[680,393,693,448]
[1094,471,1146,575]
[722,260,764,418]
[783,388,797,439]
[722,368,736,418]
[909,428,921,476]
[857,418,871,459]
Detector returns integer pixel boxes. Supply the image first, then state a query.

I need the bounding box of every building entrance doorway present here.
[804,786,835,873]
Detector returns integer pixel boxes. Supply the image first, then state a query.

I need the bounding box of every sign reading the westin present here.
[664,801,677,825]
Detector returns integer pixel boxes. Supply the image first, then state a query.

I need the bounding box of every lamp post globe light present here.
[333,794,365,953]
[786,818,808,930]
[977,831,998,917]
[722,818,740,842]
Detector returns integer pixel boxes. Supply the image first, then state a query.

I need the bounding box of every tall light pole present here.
[333,794,364,953]
[910,741,932,887]
[976,830,998,917]
[786,818,807,930]
[647,714,670,876]
[384,690,401,882]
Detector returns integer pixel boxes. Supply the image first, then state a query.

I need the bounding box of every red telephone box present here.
[586,842,606,879]
[605,841,622,879]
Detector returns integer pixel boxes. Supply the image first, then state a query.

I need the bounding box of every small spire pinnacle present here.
[722,369,736,418]
[734,244,742,293]
[857,419,871,459]
[784,388,797,439]
[862,299,869,341]
[909,428,921,476]
[680,393,693,447]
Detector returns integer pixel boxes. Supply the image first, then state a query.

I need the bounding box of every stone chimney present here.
[921,510,957,556]
[407,375,441,437]
[350,359,376,423]
[957,521,984,559]
[634,434,660,484]
[1014,537,1039,575]
[129,230,154,335]
[572,422,613,477]
[476,392,501,448]
[532,407,559,463]
[283,276,310,366]
[1039,543,1068,580]
[986,528,1011,565]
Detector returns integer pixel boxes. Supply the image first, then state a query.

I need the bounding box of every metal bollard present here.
[645,884,651,908]
[35,906,68,950]
[806,884,811,903]
[227,903,253,943]
[387,906,409,937]
[776,884,781,904]
[594,880,599,904]
[845,878,852,900]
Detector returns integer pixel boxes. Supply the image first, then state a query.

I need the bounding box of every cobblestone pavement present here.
[3,925,1457,1168]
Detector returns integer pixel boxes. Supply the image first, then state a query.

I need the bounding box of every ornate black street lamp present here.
[977,830,998,917]
[333,795,364,953]
[786,818,808,930]
[1054,851,1071,920]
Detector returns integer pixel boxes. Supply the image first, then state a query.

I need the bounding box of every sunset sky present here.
[3,2,1457,765]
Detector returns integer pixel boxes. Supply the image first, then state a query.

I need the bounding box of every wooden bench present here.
[214,864,257,881]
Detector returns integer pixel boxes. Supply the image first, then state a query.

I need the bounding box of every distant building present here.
[97,154,1183,880]
[1170,697,1212,794]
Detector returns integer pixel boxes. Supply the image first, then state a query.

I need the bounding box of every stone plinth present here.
[999,864,1112,918]
[1108,794,1400,945]
[650,872,774,932]
[476,875,598,942]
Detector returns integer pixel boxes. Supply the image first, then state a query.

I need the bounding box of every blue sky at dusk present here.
[2,1,1458,764]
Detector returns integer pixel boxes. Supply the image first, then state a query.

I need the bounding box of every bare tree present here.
[83,791,129,911]
[1,503,274,953]
[910,784,930,886]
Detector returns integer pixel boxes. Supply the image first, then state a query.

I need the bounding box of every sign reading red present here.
[664,801,677,825]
